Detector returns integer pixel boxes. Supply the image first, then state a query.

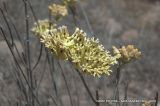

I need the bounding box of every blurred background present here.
[0,0,160,106]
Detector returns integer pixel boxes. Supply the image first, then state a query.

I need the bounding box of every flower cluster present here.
[32,21,73,60]
[48,0,77,21]
[48,4,68,20]
[70,28,118,77]
[32,20,118,77]
[112,45,141,64]
[31,20,56,37]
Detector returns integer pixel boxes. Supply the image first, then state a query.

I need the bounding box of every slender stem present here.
[58,61,74,106]
[76,70,99,106]
[70,63,80,106]
[2,2,24,48]
[49,95,58,106]
[23,0,34,105]
[123,82,128,106]
[0,6,26,67]
[46,51,63,106]
[78,2,94,36]
[113,64,121,106]
[0,7,14,46]
[0,27,41,106]
[155,92,158,106]
[96,90,100,106]
[32,44,43,71]
[27,0,39,26]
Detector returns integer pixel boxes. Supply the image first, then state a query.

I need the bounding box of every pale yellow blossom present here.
[112,45,141,64]
[32,22,119,77]
[48,4,68,20]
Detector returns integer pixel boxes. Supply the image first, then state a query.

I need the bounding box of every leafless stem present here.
[155,92,158,106]
[58,61,74,106]
[76,70,99,106]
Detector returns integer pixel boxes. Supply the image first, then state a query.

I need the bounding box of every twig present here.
[155,92,158,106]
[22,0,34,105]
[78,2,94,36]
[96,90,100,106]
[123,82,128,106]
[0,7,26,67]
[76,70,98,106]
[3,2,24,48]
[46,51,63,106]
[0,27,42,106]
[58,61,74,106]
[0,7,14,46]
[32,44,43,71]
[113,64,121,106]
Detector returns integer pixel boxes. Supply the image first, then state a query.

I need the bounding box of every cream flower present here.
[48,4,68,20]
[32,23,118,77]
[32,19,56,37]
[112,45,141,64]
[70,28,118,77]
